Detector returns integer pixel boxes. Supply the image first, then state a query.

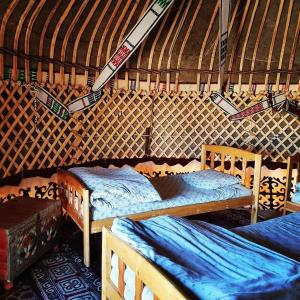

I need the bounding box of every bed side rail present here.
[57,169,90,225]
[102,227,188,300]
[57,169,91,266]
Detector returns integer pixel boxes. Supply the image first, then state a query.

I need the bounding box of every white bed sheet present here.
[92,174,251,220]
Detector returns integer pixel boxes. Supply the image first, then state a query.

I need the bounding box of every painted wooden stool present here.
[0,197,61,290]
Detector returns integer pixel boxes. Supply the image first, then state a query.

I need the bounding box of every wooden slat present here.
[226,0,251,91]
[84,0,112,84]
[134,276,143,300]
[166,0,192,91]
[12,0,35,81]
[95,1,123,79]
[24,0,47,82]
[37,0,62,82]
[286,10,300,89]
[210,151,215,169]
[264,0,285,88]
[134,0,152,89]
[175,1,202,89]
[249,0,270,89]
[238,0,259,92]
[103,227,189,300]
[196,1,219,87]
[275,0,294,90]
[118,258,125,296]
[71,0,101,85]
[207,0,241,90]
[60,0,89,85]
[146,2,171,90]
[105,1,132,64]
[0,0,19,78]
[49,0,75,84]
[230,156,235,175]
[156,1,185,89]
[241,158,247,185]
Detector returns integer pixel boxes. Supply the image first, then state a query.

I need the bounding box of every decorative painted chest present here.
[0,197,61,287]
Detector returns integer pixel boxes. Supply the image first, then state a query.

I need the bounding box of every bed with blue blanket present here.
[102,212,300,300]
[57,144,262,267]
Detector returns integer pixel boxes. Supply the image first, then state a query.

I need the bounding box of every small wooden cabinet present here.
[0,197,61,288]
[284,154,300,213]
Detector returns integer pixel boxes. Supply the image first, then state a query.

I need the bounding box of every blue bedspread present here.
[112,216,300,300]
[233,212,300,261]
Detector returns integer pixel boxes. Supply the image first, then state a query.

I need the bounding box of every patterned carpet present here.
[1,208,258,300]
[2,243,101,300]
[31,244,101,299]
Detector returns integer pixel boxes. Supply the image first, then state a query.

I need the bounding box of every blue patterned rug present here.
[31,244,101,299]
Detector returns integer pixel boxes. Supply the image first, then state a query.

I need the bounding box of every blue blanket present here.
[112,216,300,300]
[233,212,300,262]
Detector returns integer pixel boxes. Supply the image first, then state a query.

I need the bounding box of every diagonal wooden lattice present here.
[0,80,299,178]
[150,91,300,160]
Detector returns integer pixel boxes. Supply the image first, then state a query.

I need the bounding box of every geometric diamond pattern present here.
[1,80,299,178]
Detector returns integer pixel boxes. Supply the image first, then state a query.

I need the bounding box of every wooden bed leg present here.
[102,227,110,300]
[83,190,90,267]
[251,155,262,224]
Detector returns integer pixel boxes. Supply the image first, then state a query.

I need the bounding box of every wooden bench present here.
[0,197,61,290]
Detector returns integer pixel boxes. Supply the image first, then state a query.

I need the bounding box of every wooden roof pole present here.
[116,1,141,90]
[248,0,270,90]
[196,1,219,88]
[226,0,251,91]
[123,0,150,90]
[49,0,75,84]
[60,0,89,86]
[156,1,185,90]
[276,0,294,91]
[37,0,62,83]
[94,1,123,79]
[12,0,35,81]
[145,1,170,90]
[286,10,300,90]
[106,0,134,90]
[207,0,240,91]
[264,0,285,89]
[84,0,112,84]
[166,0,192,92]
[71,0,101,86]
[24,0,46,83]
[0,0,19,79]
[238,0,259,92]
[175,1,202,90]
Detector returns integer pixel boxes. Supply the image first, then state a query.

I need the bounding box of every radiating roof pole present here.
[219,0,230,94]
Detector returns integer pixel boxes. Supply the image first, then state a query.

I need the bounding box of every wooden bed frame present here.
[102,226,189,300]
[57,144,262,267]
[283,153,300,213]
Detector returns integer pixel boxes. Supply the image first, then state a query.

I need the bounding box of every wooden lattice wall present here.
[0,79,299,178]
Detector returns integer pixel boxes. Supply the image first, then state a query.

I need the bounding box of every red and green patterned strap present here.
[229,93,286,121]
[33,85,70,121]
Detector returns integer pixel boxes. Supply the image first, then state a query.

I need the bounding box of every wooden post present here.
[251,154,262,224]
[283,156,292,215]
[200,144,207,170]
[82,189,90,267]
[102,227,111,300]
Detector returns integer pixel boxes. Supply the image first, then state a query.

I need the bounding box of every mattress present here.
[232,212,300,261]
[111,215,300,300]
[92,174,252,220]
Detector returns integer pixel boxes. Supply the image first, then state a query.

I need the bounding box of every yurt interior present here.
[1,0,300,299]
